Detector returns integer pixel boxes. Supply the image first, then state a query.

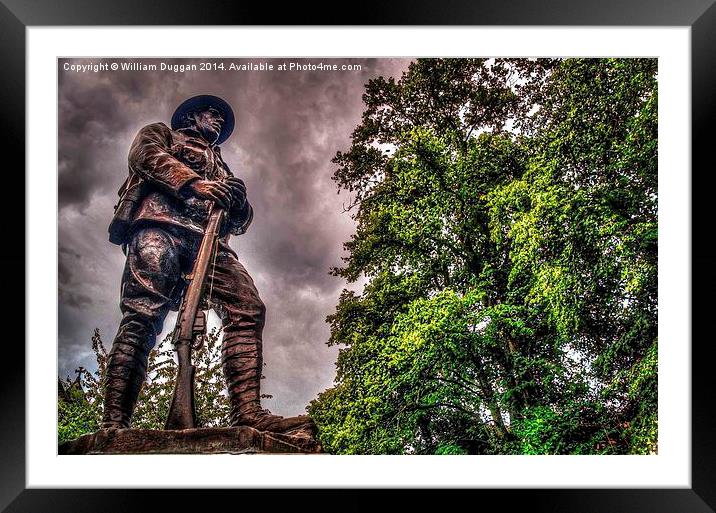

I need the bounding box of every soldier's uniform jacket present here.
[122,122,253,239]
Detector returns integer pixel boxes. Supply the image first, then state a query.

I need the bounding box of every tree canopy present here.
[308,58,658,455]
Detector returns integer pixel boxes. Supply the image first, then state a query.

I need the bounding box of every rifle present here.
[165,204,224,430]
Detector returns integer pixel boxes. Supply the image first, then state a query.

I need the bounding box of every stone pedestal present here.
[58,426,322,454]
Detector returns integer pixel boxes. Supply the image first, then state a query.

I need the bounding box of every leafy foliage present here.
[58,329,107,444]
[309,58,658,455]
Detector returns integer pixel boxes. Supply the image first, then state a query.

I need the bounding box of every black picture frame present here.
[3,1,715,511]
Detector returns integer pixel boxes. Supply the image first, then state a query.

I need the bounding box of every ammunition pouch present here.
[108,174,147,245]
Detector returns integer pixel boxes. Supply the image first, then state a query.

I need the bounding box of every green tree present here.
[309,58,657,455]
[58,329,107,444]
[58,375,100,445]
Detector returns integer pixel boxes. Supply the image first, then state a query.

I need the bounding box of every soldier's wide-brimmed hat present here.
[171,94,235,144]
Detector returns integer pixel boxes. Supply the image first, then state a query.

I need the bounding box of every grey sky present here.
[58,57,412,416]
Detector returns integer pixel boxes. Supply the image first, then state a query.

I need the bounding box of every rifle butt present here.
[165,344,197,430]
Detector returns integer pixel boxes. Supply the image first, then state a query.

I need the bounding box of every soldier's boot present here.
[101,340,149,430]
[222,335,314,434]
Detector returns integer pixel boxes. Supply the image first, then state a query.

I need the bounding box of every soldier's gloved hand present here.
[225,177,247,209]
[186,179,233,210]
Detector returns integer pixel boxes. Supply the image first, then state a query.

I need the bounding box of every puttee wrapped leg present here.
[222,334,313,433]
[212,249,315,434]
[101,322,151,429]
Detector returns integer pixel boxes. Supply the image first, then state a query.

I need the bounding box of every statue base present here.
[58,426,322,455]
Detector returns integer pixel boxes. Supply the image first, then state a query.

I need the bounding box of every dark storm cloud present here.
[58,57,412,415]
[59,289,93,309]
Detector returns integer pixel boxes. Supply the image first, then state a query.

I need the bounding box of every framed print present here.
[4,0,716,511]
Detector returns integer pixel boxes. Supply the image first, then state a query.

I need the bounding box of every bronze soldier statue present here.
[103,94,311,433]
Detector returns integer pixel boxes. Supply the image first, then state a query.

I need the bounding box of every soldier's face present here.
[191,107,224,144]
